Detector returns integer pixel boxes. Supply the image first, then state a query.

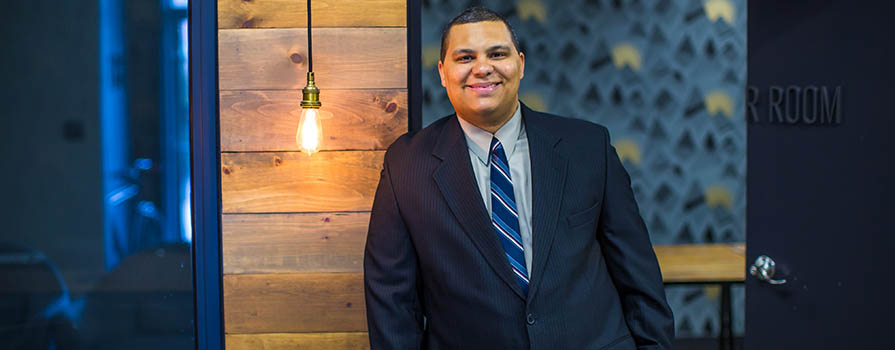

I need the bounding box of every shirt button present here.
[526,313,536,325]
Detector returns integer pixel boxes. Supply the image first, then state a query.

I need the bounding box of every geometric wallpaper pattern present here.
[421,0,746,338]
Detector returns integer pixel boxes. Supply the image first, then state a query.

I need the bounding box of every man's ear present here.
[437,60,447,87]
[519,52,525,80]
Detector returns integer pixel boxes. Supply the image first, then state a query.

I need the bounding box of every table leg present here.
[719,283,733,350]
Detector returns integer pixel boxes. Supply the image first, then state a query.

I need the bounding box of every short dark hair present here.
[439,7,521,61]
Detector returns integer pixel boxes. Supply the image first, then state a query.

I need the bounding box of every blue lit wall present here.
[0,1,194,348]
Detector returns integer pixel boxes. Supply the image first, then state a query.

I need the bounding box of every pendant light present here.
[297,0,322,155]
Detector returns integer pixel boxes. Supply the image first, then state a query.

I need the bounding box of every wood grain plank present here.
[220,90,407,152]
[655,244,746,283]
[226,333,370,350]
[224,273,366,333]
[219,0,405,28]
[219,28,406,90]
[222,213,369,274]
[225,332,370,350]
[221,151,383,213]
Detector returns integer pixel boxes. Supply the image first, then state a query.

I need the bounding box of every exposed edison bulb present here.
[297,108,322,155]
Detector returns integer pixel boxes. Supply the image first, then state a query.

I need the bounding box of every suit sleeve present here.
[363,154,424,349]
[596,127,675,349]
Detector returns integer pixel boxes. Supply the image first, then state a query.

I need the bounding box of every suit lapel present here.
[523,105,568,300]
[432,115,527,300]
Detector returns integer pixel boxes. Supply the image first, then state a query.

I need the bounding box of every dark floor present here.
[674,337,744,350]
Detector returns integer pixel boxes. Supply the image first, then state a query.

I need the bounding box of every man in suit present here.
[364,7,674,349]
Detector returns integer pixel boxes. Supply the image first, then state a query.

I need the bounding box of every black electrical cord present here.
[307,0,312,72]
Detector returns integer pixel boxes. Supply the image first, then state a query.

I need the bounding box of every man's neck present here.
[457,100,519,134]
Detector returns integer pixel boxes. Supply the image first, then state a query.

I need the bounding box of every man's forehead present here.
[447,21,514,48]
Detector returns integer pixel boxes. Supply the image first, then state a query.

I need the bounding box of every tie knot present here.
[490,137,503,155]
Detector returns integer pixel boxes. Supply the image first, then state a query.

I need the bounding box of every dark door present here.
[747,1,895,348]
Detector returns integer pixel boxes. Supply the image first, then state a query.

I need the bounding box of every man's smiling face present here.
[438,21,525,126]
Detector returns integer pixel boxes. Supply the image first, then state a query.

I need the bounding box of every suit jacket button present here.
[526,313,536,325]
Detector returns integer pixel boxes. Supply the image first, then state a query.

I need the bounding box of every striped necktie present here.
[489,137,529,295]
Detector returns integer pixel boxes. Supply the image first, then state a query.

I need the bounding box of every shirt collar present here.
[457,102,523,165]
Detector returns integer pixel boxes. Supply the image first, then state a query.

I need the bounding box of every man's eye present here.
[490,52,507,58]
[458,56,473,62]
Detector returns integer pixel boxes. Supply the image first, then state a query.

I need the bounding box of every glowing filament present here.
[297,108,322,155]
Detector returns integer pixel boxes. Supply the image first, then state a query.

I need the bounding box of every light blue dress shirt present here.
[456,102,533,274]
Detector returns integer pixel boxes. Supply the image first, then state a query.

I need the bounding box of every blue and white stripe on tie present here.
[489,137,529,295]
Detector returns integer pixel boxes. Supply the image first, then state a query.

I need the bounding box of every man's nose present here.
[472,59,494,76]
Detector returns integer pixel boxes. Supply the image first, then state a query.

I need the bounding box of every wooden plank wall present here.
[218,1,406,348]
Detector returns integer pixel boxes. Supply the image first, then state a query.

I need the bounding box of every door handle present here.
[750,255,787,285]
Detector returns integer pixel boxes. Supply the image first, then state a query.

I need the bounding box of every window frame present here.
[188,0,224,348]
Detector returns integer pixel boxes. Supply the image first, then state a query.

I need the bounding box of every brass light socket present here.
[300,72,322,109]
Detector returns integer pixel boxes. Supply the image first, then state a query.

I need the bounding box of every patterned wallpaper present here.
[421,0,747,338]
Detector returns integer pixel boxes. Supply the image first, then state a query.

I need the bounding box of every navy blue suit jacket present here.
[364,104,674,349]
